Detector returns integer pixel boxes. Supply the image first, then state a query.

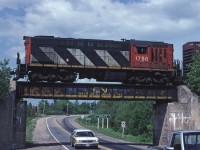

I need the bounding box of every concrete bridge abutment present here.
[0,81,27,149]
[153,85,200,146]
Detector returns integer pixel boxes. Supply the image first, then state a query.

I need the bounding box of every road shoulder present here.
[23,117,65,150]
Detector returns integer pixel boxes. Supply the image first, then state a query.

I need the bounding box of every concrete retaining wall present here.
[0,81,26,149]
[0,91,15,149]
[153,85,200,146]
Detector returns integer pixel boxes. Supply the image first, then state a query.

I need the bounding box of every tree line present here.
[93,100,153,142]
[27,100,94,116]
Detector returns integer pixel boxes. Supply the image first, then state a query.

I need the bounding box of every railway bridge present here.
[16,81,177,101]
[0,81,199,149]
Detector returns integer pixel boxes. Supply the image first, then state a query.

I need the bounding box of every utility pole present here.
[102,118,104,128]
[67,103,69,115]
[97,117,99,129]
[43,100,46,115]
[107,117,109,129]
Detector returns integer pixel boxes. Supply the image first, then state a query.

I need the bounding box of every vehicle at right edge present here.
[164,130,200,150]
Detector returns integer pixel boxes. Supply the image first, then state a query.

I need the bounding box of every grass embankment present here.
[26,116,39,142]
[76,118,150,144]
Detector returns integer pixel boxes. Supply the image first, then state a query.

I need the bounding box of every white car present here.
[70,129,99,149]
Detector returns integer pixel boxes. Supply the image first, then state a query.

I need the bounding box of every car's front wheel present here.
[95,145,98,149]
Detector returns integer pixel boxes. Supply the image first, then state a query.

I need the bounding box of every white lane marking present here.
[46,117,69,150]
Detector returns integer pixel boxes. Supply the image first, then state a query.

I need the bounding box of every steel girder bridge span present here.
[16,82,178,101]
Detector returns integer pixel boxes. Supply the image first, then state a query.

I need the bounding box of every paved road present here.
[23,115,149,150]
[47,115,147,150]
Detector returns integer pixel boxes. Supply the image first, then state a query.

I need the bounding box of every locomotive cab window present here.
[137,46,147,54]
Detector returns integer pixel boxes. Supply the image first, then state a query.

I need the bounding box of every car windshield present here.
[76,131,95,137]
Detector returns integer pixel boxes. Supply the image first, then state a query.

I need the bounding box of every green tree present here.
[186,54,200,95]
[0,59,11,104]
[95,100,153,142]
[27,102,33,116]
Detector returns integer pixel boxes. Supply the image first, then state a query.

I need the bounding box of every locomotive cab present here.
[130,41,173,70]
[129,40,175,84]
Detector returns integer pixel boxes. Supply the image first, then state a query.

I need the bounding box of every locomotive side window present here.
[137,46,147,54]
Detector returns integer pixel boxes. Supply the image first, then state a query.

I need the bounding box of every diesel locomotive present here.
[15,36,181,85]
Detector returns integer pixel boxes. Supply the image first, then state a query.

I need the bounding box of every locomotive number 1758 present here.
[135,56,149,62]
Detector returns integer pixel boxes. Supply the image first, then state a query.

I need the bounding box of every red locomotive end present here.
[24,36,31,64]
[130,40,174,71]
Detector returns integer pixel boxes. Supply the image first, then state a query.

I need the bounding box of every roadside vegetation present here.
[26,116,39,141]
[77,116,151,144]
[0,59,11,104]
[77,101,153,143]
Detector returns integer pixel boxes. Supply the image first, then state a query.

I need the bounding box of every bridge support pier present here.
[0,81,27,149]
[153,85,199,146]
[14,100,27,149]
[153,102,168,146]
[0,91,15,149]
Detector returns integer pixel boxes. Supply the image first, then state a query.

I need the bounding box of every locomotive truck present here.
[15,36,181,85]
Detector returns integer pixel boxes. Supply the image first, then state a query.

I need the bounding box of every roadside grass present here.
[26,116,40,142]
[76,118,150,144]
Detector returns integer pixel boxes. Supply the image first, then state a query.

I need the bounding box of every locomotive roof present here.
[130,39,170,47]
[24,36,171,46]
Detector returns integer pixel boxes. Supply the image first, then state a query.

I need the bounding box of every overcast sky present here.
[1,0,200,69]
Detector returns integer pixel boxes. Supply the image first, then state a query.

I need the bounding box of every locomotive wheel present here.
[57,73,77,82]
[146,77,152,85]
[152,73,167,85]
[28,72,39,82]
[127,73,146,84]
[39,72,51,81]
[135,73,146,84]
[49,74,57,82]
